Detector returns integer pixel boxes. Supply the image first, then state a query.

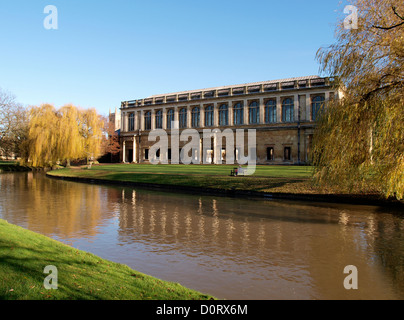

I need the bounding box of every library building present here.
[119,75,341,165]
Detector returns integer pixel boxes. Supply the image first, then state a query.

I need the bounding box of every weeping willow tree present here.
[22,104,59,167]
[57,105,86,167]
[312,0,404,199]
[21,104,103,168]
[80,108,103,165]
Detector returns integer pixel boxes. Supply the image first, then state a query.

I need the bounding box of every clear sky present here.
[0,0,347,116]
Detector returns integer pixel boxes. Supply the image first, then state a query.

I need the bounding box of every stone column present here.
[213,132,219,164]
[259,97,265,124]
[229,102,234,126]
[133,136,137,163]
[187,106,192,128]
[276,96,282,123]
[299,95,307,122]
[174,106,179,124]
[151,110,156,130]
[243,100,249,125]
[140,110,144,131]
[213,103,218,126]
[200,106,205,128]
[122,112,126,132]
[122,140,126,163]
[306,94,311,121]
[294,94,299,122]
[201,138,204,164]
[135,111,140,131]
[162,108,167,129]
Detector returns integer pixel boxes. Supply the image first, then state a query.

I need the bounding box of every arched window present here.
[144,111,151,130]
[265,100,276,124]
[249,101,260,124]
[155,110,163,129]
[233,103,243,125]
[128,113,135,131]
[282,98,294,122]
[219,104,228,126]
[167,109,174,129]
[312,95,325,121]
[179,108,187,128]
[192,107,200,128]
[205,106,214,127]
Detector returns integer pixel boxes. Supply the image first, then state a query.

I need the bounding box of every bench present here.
[230,167,246,177]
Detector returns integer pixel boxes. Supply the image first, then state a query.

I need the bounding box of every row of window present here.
[128,96,325,131]
[266,147,291,161]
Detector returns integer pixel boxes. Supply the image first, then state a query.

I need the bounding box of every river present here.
[1,172,403,300]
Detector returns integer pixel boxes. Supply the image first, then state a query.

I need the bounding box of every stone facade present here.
[109,107,121,133]
[119,76,341,165]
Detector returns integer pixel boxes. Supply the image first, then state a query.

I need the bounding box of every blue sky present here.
[0,0,347,116]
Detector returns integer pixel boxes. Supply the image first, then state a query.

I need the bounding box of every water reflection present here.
[0,172,403,300]
[0,172,115,239]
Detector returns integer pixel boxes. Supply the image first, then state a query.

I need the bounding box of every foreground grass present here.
[0,219,215,300]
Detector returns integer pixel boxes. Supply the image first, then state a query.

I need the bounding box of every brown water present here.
[1,172,404,300]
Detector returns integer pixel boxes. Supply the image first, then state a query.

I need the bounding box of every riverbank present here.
[0,161,31,172]
[47,164,403,207]
[0,219,215,300]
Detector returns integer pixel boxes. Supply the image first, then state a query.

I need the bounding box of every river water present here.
[0,172,403,300]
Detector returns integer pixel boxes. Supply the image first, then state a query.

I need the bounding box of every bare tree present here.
[0,88,28,159]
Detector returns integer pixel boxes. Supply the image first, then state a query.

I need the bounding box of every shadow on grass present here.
[0,231,213,301]
[0,238,108,300]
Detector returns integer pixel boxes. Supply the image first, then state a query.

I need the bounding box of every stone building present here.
[109,107,121,133]
[119,76,342,165]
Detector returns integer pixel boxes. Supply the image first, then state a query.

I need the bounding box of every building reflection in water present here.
[115,187,404,300]
[0,172,404,300]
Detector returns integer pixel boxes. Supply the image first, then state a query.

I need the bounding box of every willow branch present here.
[373,6,404,30]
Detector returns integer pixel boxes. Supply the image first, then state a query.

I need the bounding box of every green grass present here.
[85,163,313,178]
[48,164,323,195]
[0,160,31,172]
[0,219,215,300]
[48,164,387,198]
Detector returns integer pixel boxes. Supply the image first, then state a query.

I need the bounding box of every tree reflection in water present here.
[0,172,403,300]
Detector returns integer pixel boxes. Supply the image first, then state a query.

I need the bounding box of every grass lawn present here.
[0,219,215,300]
[47,164,388,199]
[85,163,314,178]
[47,164,331,195]
[0,160,31,172]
